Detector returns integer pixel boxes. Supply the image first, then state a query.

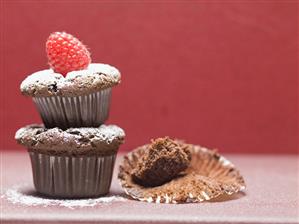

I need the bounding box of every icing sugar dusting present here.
[3,185,127,209]
[67,63,120,79]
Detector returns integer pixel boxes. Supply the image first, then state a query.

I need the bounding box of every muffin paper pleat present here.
[32,88,111,129]
[29,151,116,198]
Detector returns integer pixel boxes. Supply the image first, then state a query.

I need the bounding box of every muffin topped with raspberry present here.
[21,32,121,97]
[20,32,121,129]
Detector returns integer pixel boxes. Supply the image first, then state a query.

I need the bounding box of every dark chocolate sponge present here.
[131,137,191,187]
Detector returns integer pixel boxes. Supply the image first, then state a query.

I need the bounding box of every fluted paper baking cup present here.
[29,151,116,198]
[118,144,246,203]
[32,88,111,129]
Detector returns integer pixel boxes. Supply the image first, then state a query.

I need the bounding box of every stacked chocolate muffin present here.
[15,32,125,198]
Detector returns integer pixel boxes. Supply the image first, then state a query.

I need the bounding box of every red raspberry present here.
[46,32,91,75]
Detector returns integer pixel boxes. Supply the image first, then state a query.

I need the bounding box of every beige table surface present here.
[1,151,298,224]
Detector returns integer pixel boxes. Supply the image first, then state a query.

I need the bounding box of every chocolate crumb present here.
[132,137,191,187]
[47,83,58,93]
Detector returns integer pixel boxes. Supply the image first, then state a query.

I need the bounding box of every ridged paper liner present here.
[118,144,246,203]
[29,151,116,198]
[32,88,111,129]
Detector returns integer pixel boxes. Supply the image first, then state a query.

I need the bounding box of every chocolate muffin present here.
[21,63,121,129]
[20,32,122,130]
[132,137,191,187]
[15,124,125,198]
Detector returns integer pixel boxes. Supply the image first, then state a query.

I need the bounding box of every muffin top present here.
[20,63,121,97]
[15,124,125,156]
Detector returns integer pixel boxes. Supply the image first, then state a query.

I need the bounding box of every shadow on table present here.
[208,191,246,203]
[109,189,131,199]
[20,186,245,203]
[20,188,128,200]
[22,189,42,197]
[110,189,247,203]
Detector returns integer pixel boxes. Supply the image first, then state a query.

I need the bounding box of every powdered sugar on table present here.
[2,184,127,209]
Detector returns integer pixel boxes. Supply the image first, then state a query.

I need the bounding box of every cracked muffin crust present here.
[15,124,125,156]
[131,137,191,187]
[20,63,121,97]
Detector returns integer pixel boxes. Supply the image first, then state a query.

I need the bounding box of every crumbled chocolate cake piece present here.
[119,143,246,203]
[131,137,191,187]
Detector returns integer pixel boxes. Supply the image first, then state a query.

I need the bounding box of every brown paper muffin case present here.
[32,88,111,129]
[118,144,246,203]
[29,151,116,198]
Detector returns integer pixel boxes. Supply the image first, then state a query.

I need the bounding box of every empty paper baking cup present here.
[29,151,116,198]
[118,144,246,203]
[33,88,111,129]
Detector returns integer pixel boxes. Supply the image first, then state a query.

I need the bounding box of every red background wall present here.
[1,1,298,154]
